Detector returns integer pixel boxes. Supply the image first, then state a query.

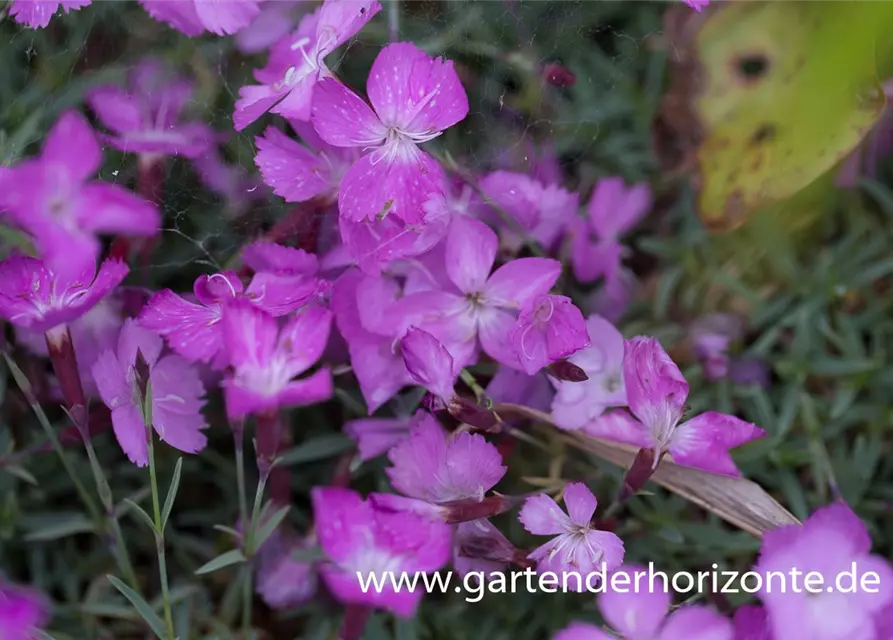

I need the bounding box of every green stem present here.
[459,369,489,404]
[83,438,140,591]
[233,424,251,636]
[238,472,268,637]
[148,432,175,640]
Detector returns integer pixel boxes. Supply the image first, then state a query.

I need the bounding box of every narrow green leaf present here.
[213,524,242,540]
[277,434,354,466]
[4,464,38,486]
[161,457,183,531]
[106,574,166,640]
[194,549,246,575]
[24,513,94,541]
[123,498,158,535]
[251,504,290,552]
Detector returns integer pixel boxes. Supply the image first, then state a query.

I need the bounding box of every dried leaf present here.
[495,403,799,537]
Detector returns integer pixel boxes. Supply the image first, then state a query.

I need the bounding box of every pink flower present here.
[0,111,159,277]
[554,566,733,639]
[16,298,123,399]
[690,313,745,382]
[8,0,89,28]
[380,412,505,517]
[140,269,321,369]
[519,482,624,584]
[400,327,458,402]
[683,0,710,12]
[86,59,213,160]
[732,606,771,640]
[311,486,452,617]
[393,216,562,367]
[344,411,418,461]
[509,294,590,374]
[331,268,414,412]
[255,120,358,204]
[92,319,208,466]
[0,255,128,335]
[756,503,893,640]
[486,365,553,413]
[234,0,381,129]
[235,1,305,54]
[338,191,452,275]
[570,177,651,284]
[139,0,260,36]
[241,240,319,277]
[311,42,468,224]
[220,300,333,420]
[479,171,579,251]
[606,336,765,476]
[550,315,626,431]
[0,581,49,640]
[255,529,318,609]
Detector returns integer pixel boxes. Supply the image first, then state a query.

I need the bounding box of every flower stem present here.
[388,0,400,41]
[148,430,175,640]
[232,421,251,636]
[3,351,142,589]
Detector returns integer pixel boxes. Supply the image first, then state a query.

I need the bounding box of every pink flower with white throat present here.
[311,486,452,617]
[234,0,381,129]
[91,319,208,466]
[0,111,159,278]
[220,299,334,420]
[519,482,624,587]
[311,42,469,224]
[604,336,765,476]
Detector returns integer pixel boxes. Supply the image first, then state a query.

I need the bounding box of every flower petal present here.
[659,606,733,640]
[255,126,331,202]
[139,290,222,365]
[221,299,279,370]
[445,215,497,294]
[311,78,386,147]
[400,326,456,400]
[111,403,149,467]
[77,183,160,235]
[484,258,561,310]
[41,110,100,181]
[85,86,144,136]
[193,0,259,35]
[366,42,468,134]
[668,411,765,477]
[562,481,597,526]
[518,493,570,535]
[623,336,689,436]
[277,367,334,409]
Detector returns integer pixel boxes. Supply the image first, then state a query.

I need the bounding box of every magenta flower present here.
[732,606,770,640]
[92,319,208,466]
[235,1,304,54]
[0,255,128,336]
[550,315,626,431]
[554,566,733,639]
[400,327,458,403]
[139,0,260,36]
[690,313,745,382]
[479,171,579,251]
[570,177,651,284]
[255,529,318,609]
[683,0,710,12]
[0,581,49,640]
[331,269,414,412]
[344,411,419,461]
[486,365,553,414]
[378,412,505,518]
[607,336,765,476]
[338,192,452,275]
[393,216,562,367]
[234,0,382,130]
[16,298,122,399]
[241,240,319,277]
[255,120,358,204]
[8,0,89,28]
[0,111,159,277]
[509,294,589,375]
[140,269,320,369]
[519,482,624,583]
[311,486,452,617]
[454,518,516,580]
[220,300,333,420]
[311,42,468,224]
[756,503,893,640]
[86,59,213,160]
